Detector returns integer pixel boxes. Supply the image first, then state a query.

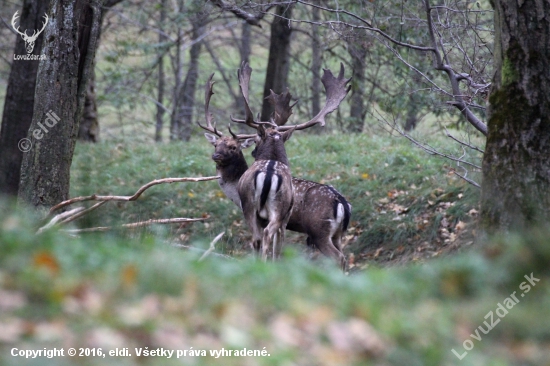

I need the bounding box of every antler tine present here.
[278,62,351,132]
[36,14,48,36]
[267,89,298,126]
[231,62,259,129]
[11,11,25,37]
[228,123,256,140]
[197,73,223,137]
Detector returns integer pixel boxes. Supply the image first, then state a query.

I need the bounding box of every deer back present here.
[289,178,351,235]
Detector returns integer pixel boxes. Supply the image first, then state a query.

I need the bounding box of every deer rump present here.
[288,179,351,251]
[239,160,294,223]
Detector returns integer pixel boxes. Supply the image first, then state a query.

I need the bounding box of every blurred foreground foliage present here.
[1,134,549,365]
[1,200,550,365]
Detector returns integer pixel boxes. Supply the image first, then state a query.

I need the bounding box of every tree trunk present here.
[260,5,293,121]
[480,0,550,232]
[18,0,103,209]
[77,0,122,142]
[240,21,251,64]
[170,24,183,141]
[172,15,205,141]
[310,4,322,117]
[347,40,367,133]
[0,0,50,196]
[78,69,99,141]
[155,0,167,142]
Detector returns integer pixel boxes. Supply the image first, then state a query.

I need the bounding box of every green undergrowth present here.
[1,199,549,365]
[68,132,482,258]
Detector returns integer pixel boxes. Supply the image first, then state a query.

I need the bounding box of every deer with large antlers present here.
[200,63,352,269]
[11,11,48,54]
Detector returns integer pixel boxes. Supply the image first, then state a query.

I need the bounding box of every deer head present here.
[198,73,255,167]
[11,11,48,54]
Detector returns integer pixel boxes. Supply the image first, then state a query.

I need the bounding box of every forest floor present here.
[2,133,550,366]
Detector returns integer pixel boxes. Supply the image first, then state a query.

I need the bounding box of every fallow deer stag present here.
[200,63,352,269]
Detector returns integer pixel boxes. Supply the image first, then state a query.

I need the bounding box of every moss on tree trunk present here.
[481,0,550,232]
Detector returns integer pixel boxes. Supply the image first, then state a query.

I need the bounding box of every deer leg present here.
[331,232,348,271]
[242,204,262,256]
[263,220,282,262]
[311,235,347,270]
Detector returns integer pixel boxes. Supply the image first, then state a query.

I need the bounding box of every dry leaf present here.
[32,251,59,275]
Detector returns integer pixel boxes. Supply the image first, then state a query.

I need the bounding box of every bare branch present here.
[59,201,107,226]
[199,232,225,261]
[49,176,220,214]
[209,0,276,27]
[374,109,482,189]
[172,243,236,260]
[294,0,436,52]
[444,128,485,154]
[36,207,86,234]
[61,218,207,233]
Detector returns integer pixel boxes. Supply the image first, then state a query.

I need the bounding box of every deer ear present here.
[240,138,255,149]
[204,133,218,145]
[258,124,267,138]
[282,126,296,142]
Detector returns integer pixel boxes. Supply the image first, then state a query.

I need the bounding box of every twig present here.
[61,218,207,233]
[444,128,485,153]
[450,168,481,189]
[172,243,236,260]
[59,201,107,225]
[36,207,85,234]
[374,109,481,188]
[210,0,276,27]
[199,232,225,261]
[49,176,220,214]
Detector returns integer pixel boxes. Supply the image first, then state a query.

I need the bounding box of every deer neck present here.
[215,152,248,207]
[254,145,290,166]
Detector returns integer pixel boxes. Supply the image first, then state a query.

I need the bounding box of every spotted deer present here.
[200,63,352,269]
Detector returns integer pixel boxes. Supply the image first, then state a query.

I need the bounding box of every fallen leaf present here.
[455,221,466,231]
[32,251,60,275]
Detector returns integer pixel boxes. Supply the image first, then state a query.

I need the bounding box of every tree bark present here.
[172,15,205,141]
[0,0,50,196]
[77,0,123,142]
[481,0,550,232]
[18,0,104,210]
[260,5,293,121]
[170,22,183,141]
[310,4,322,118]
[347,40,367,133]
[155,0,167,142]
[78,69,99,141]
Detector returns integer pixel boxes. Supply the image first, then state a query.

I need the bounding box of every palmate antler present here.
[277,63,351,132]
[230,62,351,135]
[267,89,298,126]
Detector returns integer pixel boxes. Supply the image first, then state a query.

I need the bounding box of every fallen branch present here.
[60,218,207,233]
[172,243,236,260]
[199,232,225,261]
[36,207,86,234]
[49,176,220,214]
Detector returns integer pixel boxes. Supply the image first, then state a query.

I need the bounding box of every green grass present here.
[7,133,548,366]
[68,132,482,258]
